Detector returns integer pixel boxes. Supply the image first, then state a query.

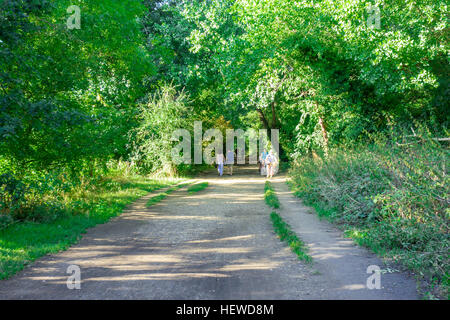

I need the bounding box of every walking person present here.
[216,152,225,176]
[226,148,235,175]
[265,150,278,179]
[259,148,268,175]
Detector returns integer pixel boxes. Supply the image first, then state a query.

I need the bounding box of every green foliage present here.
[289,128,449,298]
[0,0,448,299]
[1,0,153,171]
[0,173,27,216]
[0,0,161,223]
[0,214,13,231]
[131,84,193,176]
[171,0,448,157]
[0,170,69,224]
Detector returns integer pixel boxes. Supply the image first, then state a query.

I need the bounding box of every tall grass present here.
[289,128,449,299]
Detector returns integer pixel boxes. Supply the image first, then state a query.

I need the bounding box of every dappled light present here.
[0,165,419,299]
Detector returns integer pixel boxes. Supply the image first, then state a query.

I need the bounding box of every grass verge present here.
[0,175,180,280]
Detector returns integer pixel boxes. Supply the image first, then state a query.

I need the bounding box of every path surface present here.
[0,166,418,299]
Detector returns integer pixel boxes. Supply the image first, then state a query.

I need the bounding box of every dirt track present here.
[0,166,418,299]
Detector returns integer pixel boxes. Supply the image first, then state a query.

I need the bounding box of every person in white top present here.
[259,148,268,176]
[265,150,278,179]
[216,152,225,176]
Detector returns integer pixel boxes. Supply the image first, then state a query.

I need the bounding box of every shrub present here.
[0,173,28,217]
[289,128,449,298]
[130,84,193,176]
[0,214,14,230]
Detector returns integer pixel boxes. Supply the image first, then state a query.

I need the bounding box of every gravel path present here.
[0,166,418,299]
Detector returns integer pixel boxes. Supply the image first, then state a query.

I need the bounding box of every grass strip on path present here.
[264,180,311,263]
[270,211,312,263]
[187,182,208,194]
[146,181,192,207]
[264,181,280,209]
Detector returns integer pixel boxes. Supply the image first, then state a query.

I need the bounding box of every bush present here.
[0,159,112,223]
[0,214,14,230]
[0,173,28,216]
[289,128,449,298]
[130,84,193,176]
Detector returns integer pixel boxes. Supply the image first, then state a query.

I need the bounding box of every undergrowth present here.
[288,128,449,299]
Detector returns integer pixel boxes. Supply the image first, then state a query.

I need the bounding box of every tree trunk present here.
[256,108,269,129]
[318,116,329,155]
